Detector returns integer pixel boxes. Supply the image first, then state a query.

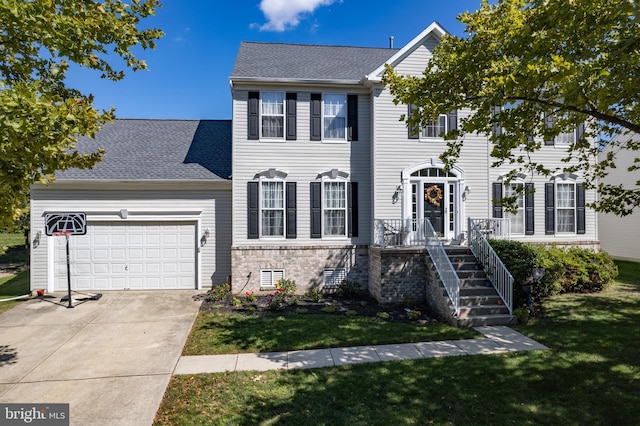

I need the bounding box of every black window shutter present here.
[492,182,503,218]
[545,182,555,234]
[286,182,297,238]
[348,182,358,237]
[525,182,535,235]
[447,110,458,131]
[310,182,322,238]
[247,181,259,239]
[310,93,322,141]
[492,105,502,137]
[248,92,259,140]
[407,104,419,139]
[347,94,358,141]
[286,93,297,140]
[576,183,586,234]
[544,113,555,145]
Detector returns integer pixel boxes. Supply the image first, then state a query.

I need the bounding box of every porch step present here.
[431,246,513,327]
[456,314,513,327]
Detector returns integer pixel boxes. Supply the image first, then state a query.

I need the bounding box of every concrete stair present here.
[443,246,513,327]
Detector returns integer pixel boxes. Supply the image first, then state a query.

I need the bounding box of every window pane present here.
[323,181,346,236]
[557,184,575,208]
[261,92,284,138]
[261,181,284,236]
[505,184,525,234]
[323,94,346,139]
[421,114,447,138]
[557,210,575,233]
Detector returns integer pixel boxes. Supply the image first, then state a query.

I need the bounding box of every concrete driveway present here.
[0,291,201,425]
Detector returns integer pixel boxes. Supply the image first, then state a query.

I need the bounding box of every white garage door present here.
[54,221,196,291]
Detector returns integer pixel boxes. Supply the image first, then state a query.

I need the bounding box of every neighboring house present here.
[598,133,640,262]
[30,22,599,302]
[229,22,599,297]
[30,119,232,292]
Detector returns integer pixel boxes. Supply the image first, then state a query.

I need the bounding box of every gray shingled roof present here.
[231,42,398,82]
[56,119,232,181]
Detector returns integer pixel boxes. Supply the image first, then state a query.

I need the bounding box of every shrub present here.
[490,241,618,302]
[304,289,323,302]
[276,278,297,296]
[209,283,231,302]
[336,279,364,300]
[320,306,336,313]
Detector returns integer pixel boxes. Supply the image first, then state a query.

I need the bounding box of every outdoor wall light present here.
[119,209,128,219]
[463,185,471,200]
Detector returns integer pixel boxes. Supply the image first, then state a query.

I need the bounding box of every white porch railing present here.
[373,219,430,247]
[424,219,461,317]
[469,218,511,239]
[468,218,514,314]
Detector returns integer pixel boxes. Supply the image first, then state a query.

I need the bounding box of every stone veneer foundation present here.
[368,247,431,304]
[231,245,369,294]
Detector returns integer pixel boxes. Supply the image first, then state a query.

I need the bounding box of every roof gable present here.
[367,21,448,82]
[57,119,232,181]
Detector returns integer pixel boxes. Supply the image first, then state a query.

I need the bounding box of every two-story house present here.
[30,22,598,320]
[228,22,598,298]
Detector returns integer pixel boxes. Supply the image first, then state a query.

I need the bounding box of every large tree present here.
[0,0,163,228]
[383,0,640,215]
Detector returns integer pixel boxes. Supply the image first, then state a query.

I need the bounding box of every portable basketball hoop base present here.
[51,224,102,309]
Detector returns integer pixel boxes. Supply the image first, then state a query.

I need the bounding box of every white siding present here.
[598,135,640,261]
[371,32,599,244]
[232,85,372,247]
[30,182,232,291]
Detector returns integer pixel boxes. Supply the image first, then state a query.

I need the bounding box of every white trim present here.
[366,21,448,82]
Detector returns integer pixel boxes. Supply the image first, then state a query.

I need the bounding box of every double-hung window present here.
[261,180,284,237]
[247,175,297,239]
[323,181,347,236]
[555,182,576,233]
[323,94,347,140]
[421,114,447,139]
[545,176,585,235]
[261,92,284,139]
[504,183,525,235]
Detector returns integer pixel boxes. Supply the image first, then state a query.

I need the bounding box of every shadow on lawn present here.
[175,281,640,425]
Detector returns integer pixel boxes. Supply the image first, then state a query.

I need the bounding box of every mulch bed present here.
[194,291,440,324]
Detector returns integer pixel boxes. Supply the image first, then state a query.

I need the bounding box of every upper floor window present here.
[421,114,448,139]
[323,94,347,140]
[407,104,457,140]
[248,92,296,141]
[311,93,358,142]
[261,92,284,139]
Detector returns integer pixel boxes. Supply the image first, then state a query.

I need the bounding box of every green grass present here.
[184,311,479,355]
[157,260,640,425]
[0,270,30,315]
[0,232,27,265]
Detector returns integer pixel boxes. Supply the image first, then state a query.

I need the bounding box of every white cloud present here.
[257,0,339,32]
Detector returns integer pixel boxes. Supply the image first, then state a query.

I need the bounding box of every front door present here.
[424,183,445,236]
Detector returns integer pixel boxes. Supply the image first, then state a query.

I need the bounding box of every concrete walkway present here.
[175,326,548,374]
[0,291,201,426]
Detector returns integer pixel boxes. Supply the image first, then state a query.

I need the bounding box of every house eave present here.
[230,77,363,87]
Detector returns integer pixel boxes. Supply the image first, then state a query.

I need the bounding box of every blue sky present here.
[66,0,485,120]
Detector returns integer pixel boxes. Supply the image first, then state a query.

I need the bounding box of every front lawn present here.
[156,260,640,425]
[183,310,478,355]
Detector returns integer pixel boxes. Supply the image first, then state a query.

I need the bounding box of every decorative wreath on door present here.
[425,185,443,207]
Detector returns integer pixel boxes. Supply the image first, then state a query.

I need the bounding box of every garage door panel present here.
[54,221,196,291]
